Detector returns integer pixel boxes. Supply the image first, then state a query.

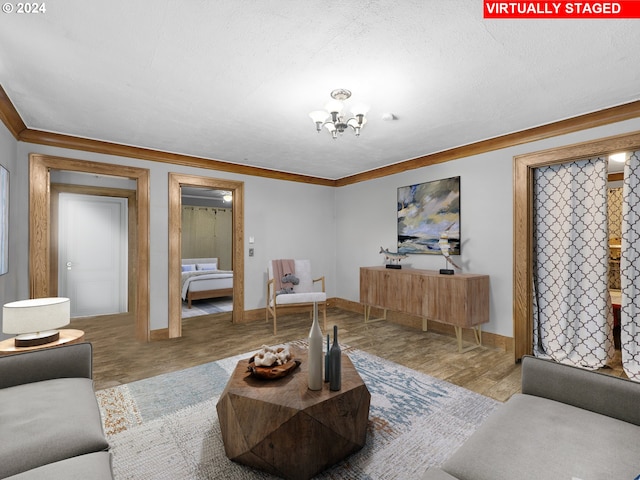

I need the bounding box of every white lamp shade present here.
[309,110,330,124]
[2,297,70,334]
[350,103,370,116]
[324,99,344,115]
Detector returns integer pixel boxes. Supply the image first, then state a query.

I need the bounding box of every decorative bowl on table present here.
[247,344,301,380]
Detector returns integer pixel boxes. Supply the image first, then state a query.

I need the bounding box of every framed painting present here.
[0,164,8,275]
[397,176,460,255]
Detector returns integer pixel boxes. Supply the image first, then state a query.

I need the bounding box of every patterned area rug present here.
[181,296,233,319]
[96,345,499,479]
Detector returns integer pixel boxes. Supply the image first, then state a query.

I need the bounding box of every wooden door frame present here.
[168,173,244,338]
[50,184,137,320]
[513,129,640,361]
[29,154,151,341]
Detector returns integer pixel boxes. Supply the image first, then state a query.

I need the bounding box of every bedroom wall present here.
[13,143,337,331]
[335,116,640,339]
[0,122,19,339]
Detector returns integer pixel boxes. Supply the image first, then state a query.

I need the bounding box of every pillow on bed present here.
[182,264,196,272]
[196,263,217,271]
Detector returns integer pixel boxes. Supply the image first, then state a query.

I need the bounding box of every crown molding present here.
[17,129,337,186]
[335,100,640,186]
[0,85,27,138]
[1,84,639,187]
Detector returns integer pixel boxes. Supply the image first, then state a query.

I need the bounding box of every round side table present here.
[0,329,85,355]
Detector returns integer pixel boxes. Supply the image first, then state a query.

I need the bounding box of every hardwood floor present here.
[72,308,523,401]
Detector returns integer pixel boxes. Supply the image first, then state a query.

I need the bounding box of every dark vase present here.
[329,325,341,391]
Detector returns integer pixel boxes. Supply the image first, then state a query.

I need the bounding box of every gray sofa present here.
[0,343,113,479]
[423,355,640,480]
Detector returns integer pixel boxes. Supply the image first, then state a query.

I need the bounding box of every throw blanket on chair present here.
[273,259,295,295]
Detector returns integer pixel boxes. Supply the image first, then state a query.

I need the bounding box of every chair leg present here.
[322,302,327,331]
[273,306,277,335]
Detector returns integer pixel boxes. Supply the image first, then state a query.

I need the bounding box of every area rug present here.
[96,345,499,479]
[181,296,233,319]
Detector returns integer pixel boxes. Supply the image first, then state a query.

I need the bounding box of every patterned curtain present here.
[621,151,640,381]
[533,157,614,369]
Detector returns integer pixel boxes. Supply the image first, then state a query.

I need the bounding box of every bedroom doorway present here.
[168,173,244,338]
[180,187,233,318]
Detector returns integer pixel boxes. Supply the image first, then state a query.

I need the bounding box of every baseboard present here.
[150,328,169,341]
[166,298,514,351]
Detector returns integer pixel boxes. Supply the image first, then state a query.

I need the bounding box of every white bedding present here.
[181,270,233,300]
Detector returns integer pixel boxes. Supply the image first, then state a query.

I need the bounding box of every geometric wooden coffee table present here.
[216,346,371,480]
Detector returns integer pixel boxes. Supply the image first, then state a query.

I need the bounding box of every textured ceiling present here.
[1,0,639,179]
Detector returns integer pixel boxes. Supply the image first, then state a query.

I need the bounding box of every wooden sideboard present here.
[360,266,490,352]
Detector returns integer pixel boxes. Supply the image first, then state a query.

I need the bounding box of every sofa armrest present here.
[0,342,93,389]
[521,355,640,426]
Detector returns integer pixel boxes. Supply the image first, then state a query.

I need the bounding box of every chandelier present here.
[309,89,369,139]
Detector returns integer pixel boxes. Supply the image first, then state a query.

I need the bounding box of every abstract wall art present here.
[397,176,460,255]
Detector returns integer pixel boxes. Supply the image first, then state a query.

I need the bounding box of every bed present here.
[181,257,233,308]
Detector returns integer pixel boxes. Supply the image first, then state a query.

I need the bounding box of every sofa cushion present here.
[441,393,640,480]
[0,378,109,478]
[4,452,113,480]
[521,355,640,426]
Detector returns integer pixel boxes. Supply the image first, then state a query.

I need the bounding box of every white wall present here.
[336,117,640,338]
[7,116,640,337]
[0,122,18,339]
[13,143,336,331]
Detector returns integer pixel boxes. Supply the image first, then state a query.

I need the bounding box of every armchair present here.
[266,259,327,335]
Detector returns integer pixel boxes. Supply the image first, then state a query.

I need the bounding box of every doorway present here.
[513,130,640,361]
[168,173,244,338]
[29,154,150,341]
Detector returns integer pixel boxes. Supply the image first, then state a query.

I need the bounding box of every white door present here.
[58,193,128,317]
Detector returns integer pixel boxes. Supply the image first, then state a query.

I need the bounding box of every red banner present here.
[484,1,640,18]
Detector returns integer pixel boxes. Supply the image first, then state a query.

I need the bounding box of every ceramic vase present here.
[307,302,323,390]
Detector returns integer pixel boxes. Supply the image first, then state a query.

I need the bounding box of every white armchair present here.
[266,259,327,335]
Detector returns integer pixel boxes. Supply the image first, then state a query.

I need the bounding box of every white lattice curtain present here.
[532,157,615,369]
[621,150,640,381]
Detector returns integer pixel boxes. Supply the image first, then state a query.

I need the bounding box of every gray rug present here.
[181,297,233,319]
[96,346,499,479]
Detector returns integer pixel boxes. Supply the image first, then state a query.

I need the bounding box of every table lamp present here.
[2,297,70,347]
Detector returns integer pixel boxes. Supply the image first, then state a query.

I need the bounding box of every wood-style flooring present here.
[72,308,521,401]
[72,308,627,402]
